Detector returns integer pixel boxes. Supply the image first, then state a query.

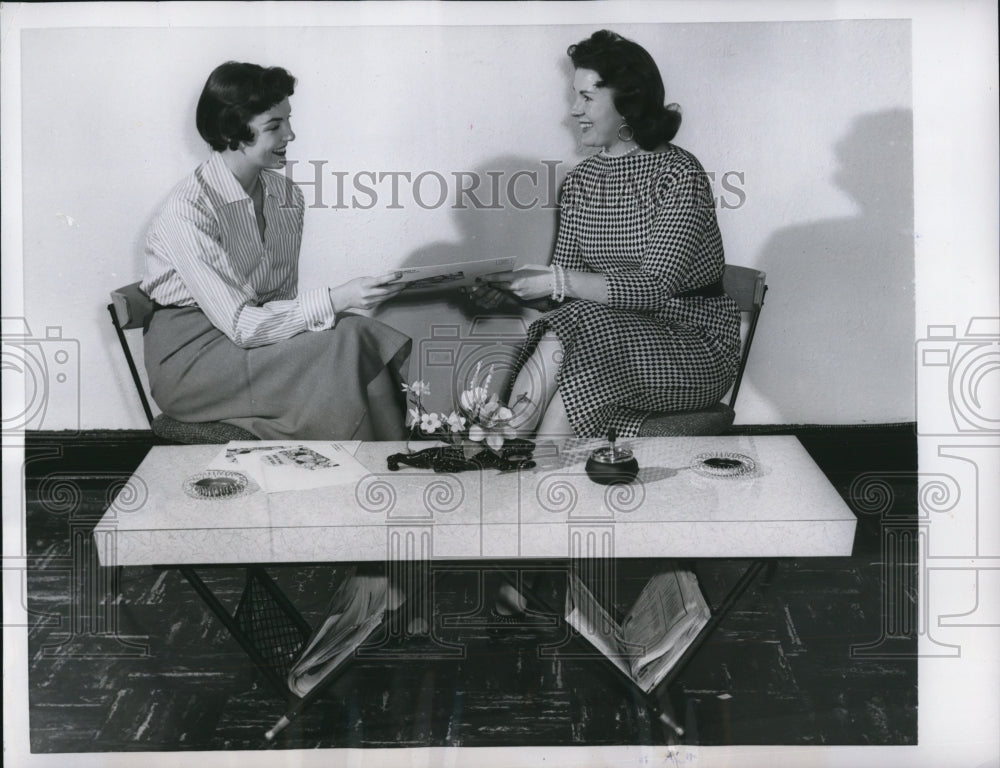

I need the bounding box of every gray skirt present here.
[144,307,411,440]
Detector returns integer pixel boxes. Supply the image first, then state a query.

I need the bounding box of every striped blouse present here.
[141,152,336,348]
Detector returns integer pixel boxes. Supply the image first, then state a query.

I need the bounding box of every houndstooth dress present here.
[508,145,742,438]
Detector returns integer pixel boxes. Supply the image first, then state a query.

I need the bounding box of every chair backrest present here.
[721,265,767,408]
[108,282,156,425]
[110,281,156,330]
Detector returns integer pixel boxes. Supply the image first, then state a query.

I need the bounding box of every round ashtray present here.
[585,446,639,485]
[183,470,253,500]
[690,452,756,478]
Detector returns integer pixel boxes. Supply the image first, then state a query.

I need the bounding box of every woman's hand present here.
[481,265,553,301]
[329,272,407,313]
[463,283,512,310]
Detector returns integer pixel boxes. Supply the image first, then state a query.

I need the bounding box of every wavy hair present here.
[568,30,681,150]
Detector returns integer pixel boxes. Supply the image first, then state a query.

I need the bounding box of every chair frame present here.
[107,294,156,427]
[108,283,258,443]
[721,265,768,410]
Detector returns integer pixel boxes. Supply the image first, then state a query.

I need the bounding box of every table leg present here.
[266,562,464,743]
[176,566,312,695]
[656,559,770,693]
[531,558,771,744]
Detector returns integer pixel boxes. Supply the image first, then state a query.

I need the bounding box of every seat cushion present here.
[151,414,258,444]
[637,403,735,437]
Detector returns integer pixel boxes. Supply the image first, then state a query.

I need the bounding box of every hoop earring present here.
[617,123,635,143]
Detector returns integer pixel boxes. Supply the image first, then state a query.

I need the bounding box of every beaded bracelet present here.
[550,264,566,302]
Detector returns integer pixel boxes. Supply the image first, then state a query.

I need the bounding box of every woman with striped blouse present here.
[141,62,411,440]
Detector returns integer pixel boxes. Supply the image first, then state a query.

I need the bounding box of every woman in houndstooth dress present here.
[487,30,741,439]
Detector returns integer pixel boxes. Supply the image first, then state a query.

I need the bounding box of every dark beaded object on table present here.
[387,439,536,473]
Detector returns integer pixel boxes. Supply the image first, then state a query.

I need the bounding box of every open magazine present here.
[207,440,369,494]
[564,565,711,694]
[388,256,516,293]
[286,571,404,697]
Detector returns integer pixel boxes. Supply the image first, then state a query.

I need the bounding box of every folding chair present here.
[108,282,258,444]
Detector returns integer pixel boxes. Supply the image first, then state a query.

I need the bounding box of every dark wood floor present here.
[23,425,917,752]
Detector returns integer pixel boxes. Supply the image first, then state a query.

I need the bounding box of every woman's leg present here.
[508,331,562,437]
[496,333,570,615]
[534,390,575,441]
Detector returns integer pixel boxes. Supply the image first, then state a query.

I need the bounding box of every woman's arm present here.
[144,190,336,348]
[145,181,404,348]
[483,170,610,304]
[490,159,717,309]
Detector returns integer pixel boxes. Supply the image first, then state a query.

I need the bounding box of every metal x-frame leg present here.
[174,565,312,694]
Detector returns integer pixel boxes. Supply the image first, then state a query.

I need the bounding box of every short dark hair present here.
[196,62,296,152]
[568,30,681,150]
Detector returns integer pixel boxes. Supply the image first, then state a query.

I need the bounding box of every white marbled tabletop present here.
[94,435,857,566]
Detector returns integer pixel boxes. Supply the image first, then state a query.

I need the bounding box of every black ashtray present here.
[585,445,640,485]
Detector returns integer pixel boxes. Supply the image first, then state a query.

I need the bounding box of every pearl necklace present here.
[600,144,641,159]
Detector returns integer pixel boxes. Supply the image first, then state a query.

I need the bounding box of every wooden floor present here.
[23,426,917,752]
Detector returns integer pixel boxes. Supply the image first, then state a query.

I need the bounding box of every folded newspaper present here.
[287,572,404,697]
[564,565,711,694]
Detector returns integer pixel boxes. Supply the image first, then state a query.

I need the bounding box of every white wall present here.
[15,19,913,430]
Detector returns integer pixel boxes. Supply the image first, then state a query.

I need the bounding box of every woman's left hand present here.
[482,264,553,301]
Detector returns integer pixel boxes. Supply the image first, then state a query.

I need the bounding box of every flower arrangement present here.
[401,362,526,458]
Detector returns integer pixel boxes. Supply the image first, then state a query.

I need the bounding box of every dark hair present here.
[568,30,681,149]
[196,62,296,152]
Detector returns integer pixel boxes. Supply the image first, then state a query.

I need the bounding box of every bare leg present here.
[508,331,562,437]
[496,333,569,616]
[535,390,575,441]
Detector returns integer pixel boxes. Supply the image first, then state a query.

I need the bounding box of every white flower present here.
[478,395,513,425]
[459,386,489,413]
[405,380,431,397]
[420,412,443,433]
[407,407,422,427]
[402,362,518,454]
[467,360,483,391]
[468,421,516,451]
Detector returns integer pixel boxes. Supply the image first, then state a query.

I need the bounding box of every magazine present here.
[286,571,404,697]
[388,256,516,293]
[564,565,711,694]
[206,440,368,493]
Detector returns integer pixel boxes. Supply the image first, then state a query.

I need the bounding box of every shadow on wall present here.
[375,155,562,413]
[751,108,915,424]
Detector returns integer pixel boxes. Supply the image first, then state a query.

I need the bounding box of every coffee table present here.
[93,435,856,741]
